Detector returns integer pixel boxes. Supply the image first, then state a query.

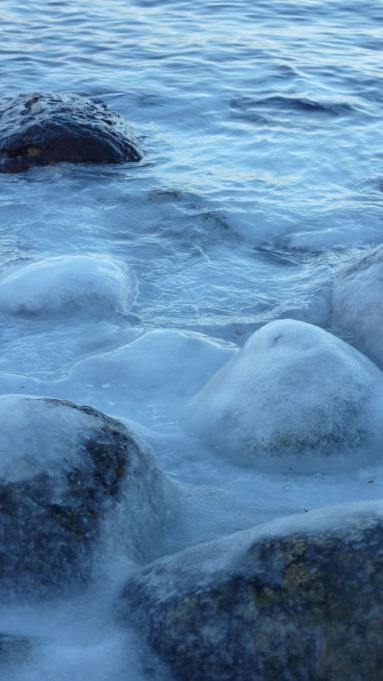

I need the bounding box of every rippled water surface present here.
[0,0,383,678]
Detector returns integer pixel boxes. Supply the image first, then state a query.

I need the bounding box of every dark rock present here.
[0,93,142,172]
[0,396,172,599]
[120,501,383,681]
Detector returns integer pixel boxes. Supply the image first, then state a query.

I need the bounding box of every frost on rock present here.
[0,255,136,317]
[333,245,383,366]
[121,500,383,681]
[0,396,174,599]
[188,319,383,470]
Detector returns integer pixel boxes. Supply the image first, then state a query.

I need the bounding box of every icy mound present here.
[188,319,383,470]
[0,255,136,317]
[333,246,383,366]
[0,396,174,599]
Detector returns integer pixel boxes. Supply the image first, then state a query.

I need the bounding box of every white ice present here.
[0,255,136,317]
[332,245,383,367]
[0,395,92,482]
[188,319,383,471]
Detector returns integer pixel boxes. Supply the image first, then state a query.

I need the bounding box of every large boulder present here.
[188,319,383,471]
[333,246,383,366]
[0,396,173,599]
[0,93,142,172]
[121,500,383,681]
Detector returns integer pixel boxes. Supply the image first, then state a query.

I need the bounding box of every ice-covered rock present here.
[0,93,142,172]
[188,319,383,470]
[121,500,383,681]
[0,396,173,599]
[0,255,136,317]
[333,246,383,366]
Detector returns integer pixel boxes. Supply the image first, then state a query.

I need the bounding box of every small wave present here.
[230,95,356,119]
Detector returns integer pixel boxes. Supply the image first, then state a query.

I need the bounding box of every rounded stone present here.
[121,500,383,681]
[0,93,142,172]
[188,319,383,470]
[0,396,172,599]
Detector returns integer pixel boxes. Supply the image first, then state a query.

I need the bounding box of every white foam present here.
[188,319,383,471]
[0,255,136,317]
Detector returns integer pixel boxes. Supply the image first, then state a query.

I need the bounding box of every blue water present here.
[0,1,382,678]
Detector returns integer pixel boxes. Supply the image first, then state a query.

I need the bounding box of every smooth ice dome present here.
[189,319,383,470]
[0,255,136,317]
[333,246,383,366]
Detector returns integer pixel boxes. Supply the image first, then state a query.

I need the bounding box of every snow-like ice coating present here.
[123,498,383,598]
[333,245,383,366]
[0,395,92,481]
[189,319,383,471]
[0,255,136,317]
[0,0,383,678]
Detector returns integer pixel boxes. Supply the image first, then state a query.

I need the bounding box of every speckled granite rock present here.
[0,396,172,599]
[0,93,142,172]
[121,501,383,681]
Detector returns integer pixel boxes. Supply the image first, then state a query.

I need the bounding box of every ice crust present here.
[333,245,383,366]
[0,255,136,317]
[0,394,92,482]
[189,319,383,471]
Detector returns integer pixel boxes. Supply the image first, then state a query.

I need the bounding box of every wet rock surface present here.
[121,501,383,681]
[0,93,142,172]
[0,396,171,599]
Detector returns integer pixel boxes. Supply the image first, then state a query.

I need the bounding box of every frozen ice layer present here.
[333,245,383,366]
[0,255,136,317]
[188,319,383,471]
[59,329,235,422]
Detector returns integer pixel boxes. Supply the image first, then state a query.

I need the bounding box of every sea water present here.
[0,0,382,678]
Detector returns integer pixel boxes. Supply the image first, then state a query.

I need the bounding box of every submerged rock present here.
[121,500,383,681]
[333,246,383,366]
[0,93,142,172]
[188,319,383,470]
[0,396,172,599]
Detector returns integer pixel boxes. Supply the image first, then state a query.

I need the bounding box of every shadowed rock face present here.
[0,93,143,172]
[0,397,171,600]
[121,501,383,681]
